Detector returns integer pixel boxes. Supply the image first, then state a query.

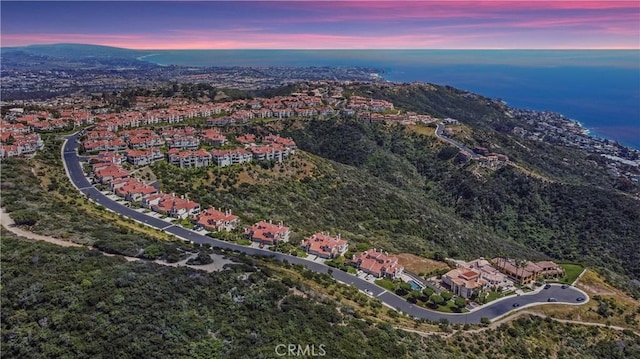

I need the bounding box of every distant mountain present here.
[1,43,149,60]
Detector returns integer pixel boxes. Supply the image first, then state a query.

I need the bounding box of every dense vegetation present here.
[346,84,640,283]
[0,143,194,262]
[3,235,639,358]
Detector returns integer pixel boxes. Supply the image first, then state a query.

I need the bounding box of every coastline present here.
[135,53,639,150]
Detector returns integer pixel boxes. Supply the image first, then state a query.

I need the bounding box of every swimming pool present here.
[409,280,423,291]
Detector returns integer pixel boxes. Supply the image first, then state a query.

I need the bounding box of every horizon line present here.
[5,43,640,51]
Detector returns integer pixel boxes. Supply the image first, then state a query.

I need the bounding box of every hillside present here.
[148,83,640,295]
[1,43,146,60]
[3,234,640,358]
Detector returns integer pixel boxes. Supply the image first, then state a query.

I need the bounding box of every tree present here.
[11,209,40,226]
[395,282,412,297]
[422,287,434,298]
[441,291,453,301]
[429,294,444,306]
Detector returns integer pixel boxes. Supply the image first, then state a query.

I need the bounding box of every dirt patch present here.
[1,207,82,248]
[396,253,448,275]
[130,166,157,184]
[406,124,435,136]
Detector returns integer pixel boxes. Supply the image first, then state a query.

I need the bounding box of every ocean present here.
[140,50,640,149]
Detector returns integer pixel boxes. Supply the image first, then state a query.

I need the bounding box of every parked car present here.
[512,303,520,308]
[544,284,551,289]
[576,297,585,302]
[547,298,557,302]
[561,284,568,289]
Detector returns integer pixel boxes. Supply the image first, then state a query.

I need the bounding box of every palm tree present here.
[516,259,527,284]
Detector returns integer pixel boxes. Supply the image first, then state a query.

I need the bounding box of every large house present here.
[195,208,239,232]
[91,151,125,165]
[200,129,227,146]
[125,148,164,166]
[93,164,130,184]
[442,258,514,298]
[142,193,201,219]
[111,178,158,202]
[211,148,252,167]
[244,220,290,245]
[351,249,404,279]
[300,232,349,259]
[168,148,212,168]
[248,144,288,162]
[442,267,488,299]
[491,258,564,285]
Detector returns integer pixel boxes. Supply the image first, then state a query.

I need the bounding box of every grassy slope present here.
[153,147,537,259]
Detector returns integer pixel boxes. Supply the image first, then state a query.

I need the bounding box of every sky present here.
[1,1,639,49]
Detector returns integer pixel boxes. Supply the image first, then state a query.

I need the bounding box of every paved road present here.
[62,133,588,324]
[435,122,480,159]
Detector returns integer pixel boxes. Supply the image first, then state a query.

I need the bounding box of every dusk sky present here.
[1,1,639,49]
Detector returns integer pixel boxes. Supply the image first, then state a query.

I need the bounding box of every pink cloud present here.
[3,30,637,50]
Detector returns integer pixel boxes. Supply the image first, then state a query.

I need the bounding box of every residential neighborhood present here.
[0,80,601,317]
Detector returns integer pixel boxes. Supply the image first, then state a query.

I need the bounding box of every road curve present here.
[435,122,479,159]
[61,132,588,324]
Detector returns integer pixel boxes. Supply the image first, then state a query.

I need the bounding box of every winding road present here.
[435,122,480,158]
[61,132,588,324]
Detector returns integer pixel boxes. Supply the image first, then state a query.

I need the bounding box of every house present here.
[83,138,127,152]
[244,220,290,245]
[195,208,239,232]
[490,258,562,285]
[125,148,164,166]
[113,178,158,202]
[92,151,125,165]
[200,129,227,146]
[206,116,235,126]
[351,249,404,279]
[128,134,165,149]
[248,144,286,162]
[211,148,252,167]
[236,134,256,145]
[142,192,200,219]
[464,258,510,287]
[442,267,488,298]
[168,148,212,168]
[94,164,130,184]
[535,261,564,278]
[300,232,349,259]
[263,134,297,150]
[167,136,199,150]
